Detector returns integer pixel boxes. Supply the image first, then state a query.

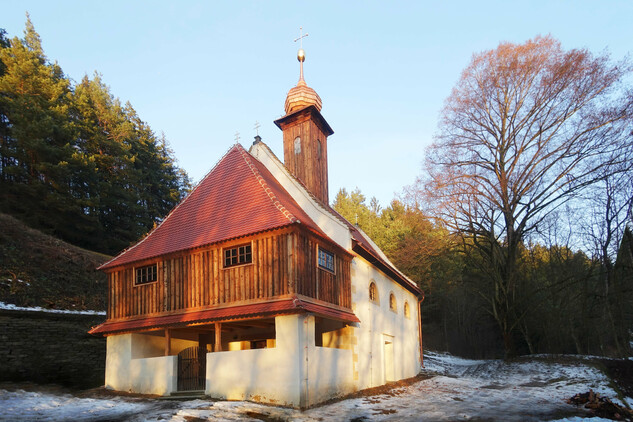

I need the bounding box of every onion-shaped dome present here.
[284,47,322,114]
[284,80,322,114]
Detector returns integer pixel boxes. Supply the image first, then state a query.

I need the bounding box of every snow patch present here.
[422,351,484,376]
[0,301,105,316]
[1,278,29,286]
[0,352,629,421]
[0,389,150,421]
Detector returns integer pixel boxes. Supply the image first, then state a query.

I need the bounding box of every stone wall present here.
[0,309,106,388]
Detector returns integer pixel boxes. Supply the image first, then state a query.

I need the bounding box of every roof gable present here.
[99,144,324,270]
[249,141,422,296]
[249,141,352,249]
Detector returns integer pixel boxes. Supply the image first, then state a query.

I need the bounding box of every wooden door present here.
[383,336,395,383]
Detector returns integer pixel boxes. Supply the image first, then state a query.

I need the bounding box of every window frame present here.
[404,301,411,319]
[134,263,158,286]
[317,246,335,274]
[294,136,301,154]
[389,292,397,313]
[369,281,379,305]
[223,242,254,269]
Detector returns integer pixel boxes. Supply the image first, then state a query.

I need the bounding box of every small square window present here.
[318,248,335,273]
[135,264,157,285]
[224,244,253,268]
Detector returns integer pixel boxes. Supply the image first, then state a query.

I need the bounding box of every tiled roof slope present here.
[99,144,325,270]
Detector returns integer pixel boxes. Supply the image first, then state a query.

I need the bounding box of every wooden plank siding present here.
[278,109,331,205]
[294,233,352,309]
[105,228,352,320]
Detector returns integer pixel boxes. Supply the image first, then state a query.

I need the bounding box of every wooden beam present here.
[214,322,222,352]
[227,321,275,329]
[165,328,171,356]
[230,332,276,342]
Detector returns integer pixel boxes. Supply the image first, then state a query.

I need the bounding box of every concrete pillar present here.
[105,334,132,391]
[273,313,315,408]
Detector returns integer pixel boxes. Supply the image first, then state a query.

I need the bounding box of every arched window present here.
[389,292,397,312]
[404,301,410,319]
[294,136,301,154]
[369,281,378,303]
[316,139,322,159]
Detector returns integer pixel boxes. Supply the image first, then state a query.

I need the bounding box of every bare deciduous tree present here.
[413,35,633,356]
[581,156,633,356]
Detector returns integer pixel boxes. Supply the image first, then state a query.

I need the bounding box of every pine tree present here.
[0,18,190,254]
[0,14,76,236]
[0,28,11,179]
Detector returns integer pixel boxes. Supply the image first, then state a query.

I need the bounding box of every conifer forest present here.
[1,19,632,359]
[0,17,191,255]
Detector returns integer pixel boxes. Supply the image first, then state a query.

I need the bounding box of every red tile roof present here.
[99,144,326,270]
[88,295,359,335]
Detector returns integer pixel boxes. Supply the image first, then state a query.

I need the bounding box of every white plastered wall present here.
[351,256,421,390]
[129,332,197,358]
[105,333,189,396]
[250,141,421,392]
[206,314,354,408]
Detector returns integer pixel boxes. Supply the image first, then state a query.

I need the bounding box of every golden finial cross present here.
[294,27,309,49]
[294,27,308,82]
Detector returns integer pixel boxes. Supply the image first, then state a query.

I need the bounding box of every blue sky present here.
[3,1,632,207]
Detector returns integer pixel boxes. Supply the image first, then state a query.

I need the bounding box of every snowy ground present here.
[0,352,628,421]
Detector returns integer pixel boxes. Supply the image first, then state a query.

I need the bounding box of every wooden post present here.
[165,328,171,356]
[199,333,208,352]
[214,322,222,352]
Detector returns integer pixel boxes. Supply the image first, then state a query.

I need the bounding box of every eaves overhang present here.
[88,295,359,336]
[273,105,334,137]
[352,241,423,297]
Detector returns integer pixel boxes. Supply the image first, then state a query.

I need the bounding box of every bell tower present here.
[274,32,333,205]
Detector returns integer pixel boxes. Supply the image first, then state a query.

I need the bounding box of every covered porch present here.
[104,317,278,395]
[98,295,359,407]
[205,314,356,407]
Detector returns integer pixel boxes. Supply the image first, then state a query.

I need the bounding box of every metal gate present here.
[177,346,206,391]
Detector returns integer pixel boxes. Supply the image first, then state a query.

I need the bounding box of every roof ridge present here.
[236,144,298,224]
[326,203,363,228]
[97,144,241,270]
